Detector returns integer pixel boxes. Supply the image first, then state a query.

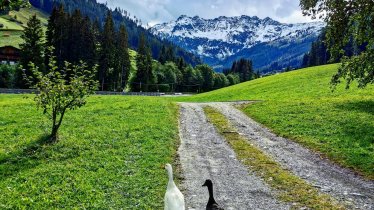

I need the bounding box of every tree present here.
[225,58,254,82]
[25,50,98,142]
[196,64,214,91]
[0,64,15,88]
[115,24,131,91]
[80,16,97,67]
[213,73,229,89]
[158,45,167,64]
[302,29,332,68]
[68,9,84,64]
[46,5,68,67]
[154,61,177,92]
[133,33,153,91]
[227,73,240,86]
[19,14,44,88]
[99,10,116,91]
[300,0,374,89]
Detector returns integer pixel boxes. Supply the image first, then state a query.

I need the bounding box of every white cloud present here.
[98,0,320,26]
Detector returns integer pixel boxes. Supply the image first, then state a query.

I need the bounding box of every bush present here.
[0,64,16,88]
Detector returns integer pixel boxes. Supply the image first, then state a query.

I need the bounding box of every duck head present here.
[165,163,172,171]
[202,179,213,187]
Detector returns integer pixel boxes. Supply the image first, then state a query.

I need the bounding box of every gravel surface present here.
[178,103,289,210]
[210,102,374,210]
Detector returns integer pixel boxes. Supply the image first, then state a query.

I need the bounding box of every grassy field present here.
[0,95,179,209]
[7,7,49,27]
[0,30,23,48]
[0,7,48,48]
[176,64,374,178]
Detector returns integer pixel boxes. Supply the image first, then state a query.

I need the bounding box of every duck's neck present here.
[167,170,176,189]
[207,185,217,205]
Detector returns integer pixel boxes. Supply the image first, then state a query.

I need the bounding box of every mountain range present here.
[150,15,325,72]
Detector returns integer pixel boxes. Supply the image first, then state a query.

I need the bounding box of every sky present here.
[98,0,317,27]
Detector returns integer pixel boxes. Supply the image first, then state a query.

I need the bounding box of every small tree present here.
[26,52,98,142]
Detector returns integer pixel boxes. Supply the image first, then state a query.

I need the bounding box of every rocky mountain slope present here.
[151,15,325,72]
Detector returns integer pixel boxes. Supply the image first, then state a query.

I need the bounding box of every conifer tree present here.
[18,14,44,88]
[69,9,83,63]
[158,45,167,64]
[115,24,131,91]
[46,5,68,67]
[81,16,96,67]
[99,10,116,90]
[133,33,153,91]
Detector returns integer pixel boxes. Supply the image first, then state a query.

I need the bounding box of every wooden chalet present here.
[0,45,21,63]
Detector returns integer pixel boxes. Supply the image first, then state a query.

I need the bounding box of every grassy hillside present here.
[0,7,49,48]
[0,95,179,209]
[177,64,374,178]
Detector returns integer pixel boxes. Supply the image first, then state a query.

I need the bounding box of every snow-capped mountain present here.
[150,15,325,72]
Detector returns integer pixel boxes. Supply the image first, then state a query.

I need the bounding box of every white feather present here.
[164,164,185,210]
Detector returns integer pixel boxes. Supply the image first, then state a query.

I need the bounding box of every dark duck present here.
[202,179,224,210]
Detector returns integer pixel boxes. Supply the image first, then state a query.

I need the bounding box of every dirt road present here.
[178,102,374,210]
[178,103,289,210]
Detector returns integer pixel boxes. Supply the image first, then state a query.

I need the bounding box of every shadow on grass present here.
[0,134,77,180]
[334,100,374,144]
[334,100,374,145]
[335,100,374,115]
[333,100,374,176]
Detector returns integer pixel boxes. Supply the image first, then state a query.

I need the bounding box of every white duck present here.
[164,163,185,210]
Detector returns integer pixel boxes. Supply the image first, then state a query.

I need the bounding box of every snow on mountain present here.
[150,15,325,72]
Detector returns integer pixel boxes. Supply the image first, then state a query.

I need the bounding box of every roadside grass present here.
[204,106,345,210]
[176,64,374,178]
[0,94,178,209]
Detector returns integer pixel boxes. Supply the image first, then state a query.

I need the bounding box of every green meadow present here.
[0,30,23,48]
[0,95,179,209]
[0,63,372,208]
[176,64,374,178]
[0,7,48,48]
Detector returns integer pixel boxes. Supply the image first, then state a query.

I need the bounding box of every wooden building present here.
[0,46,20,64]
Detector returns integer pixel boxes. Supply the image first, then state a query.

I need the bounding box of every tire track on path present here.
[178,103,289,210]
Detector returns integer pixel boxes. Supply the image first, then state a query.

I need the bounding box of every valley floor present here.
[178,102,374,209]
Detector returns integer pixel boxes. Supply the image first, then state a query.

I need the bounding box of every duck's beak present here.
[202,183,207,187]
[160,164,165,169]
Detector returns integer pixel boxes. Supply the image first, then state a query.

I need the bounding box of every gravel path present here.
[209,102,374,210]
[178,103,289,210]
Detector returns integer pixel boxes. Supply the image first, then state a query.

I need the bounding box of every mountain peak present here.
[177,15,188,20]
[150,15,325,71]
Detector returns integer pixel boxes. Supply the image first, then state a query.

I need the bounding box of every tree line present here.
[0,6,258,92]
[131,35,258,92]
[29,0,202,66]
[302,28,366,68]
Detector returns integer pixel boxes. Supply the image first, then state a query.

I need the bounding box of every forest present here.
[0,4,258,92]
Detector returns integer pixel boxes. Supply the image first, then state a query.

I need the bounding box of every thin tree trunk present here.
[50,109,66,142]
